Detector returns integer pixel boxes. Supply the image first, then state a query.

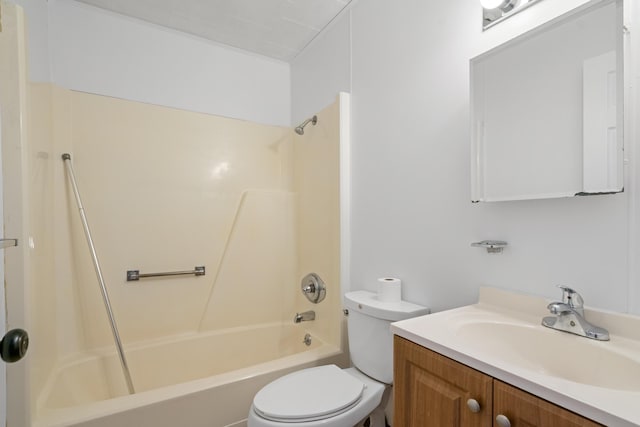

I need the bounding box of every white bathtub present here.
[33,323,346,427]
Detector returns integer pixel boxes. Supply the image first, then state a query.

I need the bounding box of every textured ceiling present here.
[74,0,352,62]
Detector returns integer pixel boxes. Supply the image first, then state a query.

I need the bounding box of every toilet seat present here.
[248,367,386,427]
[253,365,364,422]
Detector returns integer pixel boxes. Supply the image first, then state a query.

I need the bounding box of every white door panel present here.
[0,111,7,427]
[0,111,6,427]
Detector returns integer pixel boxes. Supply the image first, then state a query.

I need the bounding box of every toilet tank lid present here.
[344,290,430,321]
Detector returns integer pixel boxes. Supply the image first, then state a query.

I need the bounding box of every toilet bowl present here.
[247,366,385,427]
[247,291,429,427]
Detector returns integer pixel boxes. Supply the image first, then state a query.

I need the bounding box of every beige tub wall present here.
[27,85,299,354]
[197,189,298,330]
[292,97,342,348]
[27,83,62,409]
[61,89,296,347]
[28,83,100,388]
[26,84,345,419]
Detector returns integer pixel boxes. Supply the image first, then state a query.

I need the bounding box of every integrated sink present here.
[390,287,640,427]
[455,321,640,390]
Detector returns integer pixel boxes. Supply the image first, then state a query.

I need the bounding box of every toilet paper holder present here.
[301,273,326,304]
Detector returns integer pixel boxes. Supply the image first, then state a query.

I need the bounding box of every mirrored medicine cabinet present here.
[470,0,625,202]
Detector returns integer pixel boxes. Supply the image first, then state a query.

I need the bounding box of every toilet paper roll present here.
[377,277,402,303]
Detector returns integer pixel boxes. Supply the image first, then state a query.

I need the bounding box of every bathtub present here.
[33,323,346,427]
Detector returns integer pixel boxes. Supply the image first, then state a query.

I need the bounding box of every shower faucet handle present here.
[300,273,326,304]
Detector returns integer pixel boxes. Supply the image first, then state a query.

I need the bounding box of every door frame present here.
[0,2,31,426]
[0,99,6,427]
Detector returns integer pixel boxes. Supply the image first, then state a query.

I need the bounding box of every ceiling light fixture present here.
[482,0,540,30]
[480,0,518,12]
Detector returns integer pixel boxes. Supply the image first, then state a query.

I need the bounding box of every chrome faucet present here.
[541,286,609,341]
[294,310,316,323]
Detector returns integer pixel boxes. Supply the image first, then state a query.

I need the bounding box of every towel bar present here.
[127,266,205,281]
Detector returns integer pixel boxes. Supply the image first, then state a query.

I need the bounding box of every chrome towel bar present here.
[127,266,205,281]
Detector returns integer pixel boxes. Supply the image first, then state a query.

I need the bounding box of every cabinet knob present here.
[496,414,511,427]
[466,398,481,413]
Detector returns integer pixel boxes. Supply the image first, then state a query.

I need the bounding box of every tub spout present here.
[294,311,315,323]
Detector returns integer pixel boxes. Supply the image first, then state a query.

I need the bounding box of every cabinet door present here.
[493,380,602,427]
[394,336,493,427]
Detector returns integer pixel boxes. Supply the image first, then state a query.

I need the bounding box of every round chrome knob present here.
[496,414,511,427]
[300,273,326,304]
[466,398,481,413]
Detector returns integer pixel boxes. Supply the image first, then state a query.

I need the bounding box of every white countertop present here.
[390,287,640,427]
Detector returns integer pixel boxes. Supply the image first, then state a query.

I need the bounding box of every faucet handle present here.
[557,285,584,316]
[557,285,583,305]
[557,285,576,300]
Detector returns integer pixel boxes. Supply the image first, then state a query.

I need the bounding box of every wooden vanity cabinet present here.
[393,336,602,427]
[493,380,601,427]
[394,335,493,426]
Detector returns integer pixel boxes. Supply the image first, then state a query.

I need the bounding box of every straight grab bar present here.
[62,153,135,395]
[127,266,205,281]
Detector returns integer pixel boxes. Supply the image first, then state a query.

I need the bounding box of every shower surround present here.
[18,83,347,426]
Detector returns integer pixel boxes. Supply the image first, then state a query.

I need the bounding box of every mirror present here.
[471,0,624,202]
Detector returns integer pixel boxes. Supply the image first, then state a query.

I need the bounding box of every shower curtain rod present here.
[62,153,135,395]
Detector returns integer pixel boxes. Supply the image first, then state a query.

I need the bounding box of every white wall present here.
[11,0,640,314]
[291,12,351,126]
[292,0,640,315]
[11,0,291,126]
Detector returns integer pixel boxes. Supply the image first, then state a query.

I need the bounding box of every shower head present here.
[294,115,317,135]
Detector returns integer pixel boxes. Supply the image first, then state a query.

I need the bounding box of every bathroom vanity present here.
[394,336,600,426]
[391,288,640,426]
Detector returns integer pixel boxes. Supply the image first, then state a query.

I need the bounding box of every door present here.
[583,50,622,193]
[394,336,493,427]
[0,3,30,426]
[0,111,5,427]
[493,380,602,427]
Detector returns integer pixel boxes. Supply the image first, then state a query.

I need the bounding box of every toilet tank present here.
[343,291,430,384]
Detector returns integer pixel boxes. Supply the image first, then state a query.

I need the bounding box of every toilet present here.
[247,290,430,427]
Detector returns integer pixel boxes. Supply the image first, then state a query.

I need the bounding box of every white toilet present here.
[247,290,429,427]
